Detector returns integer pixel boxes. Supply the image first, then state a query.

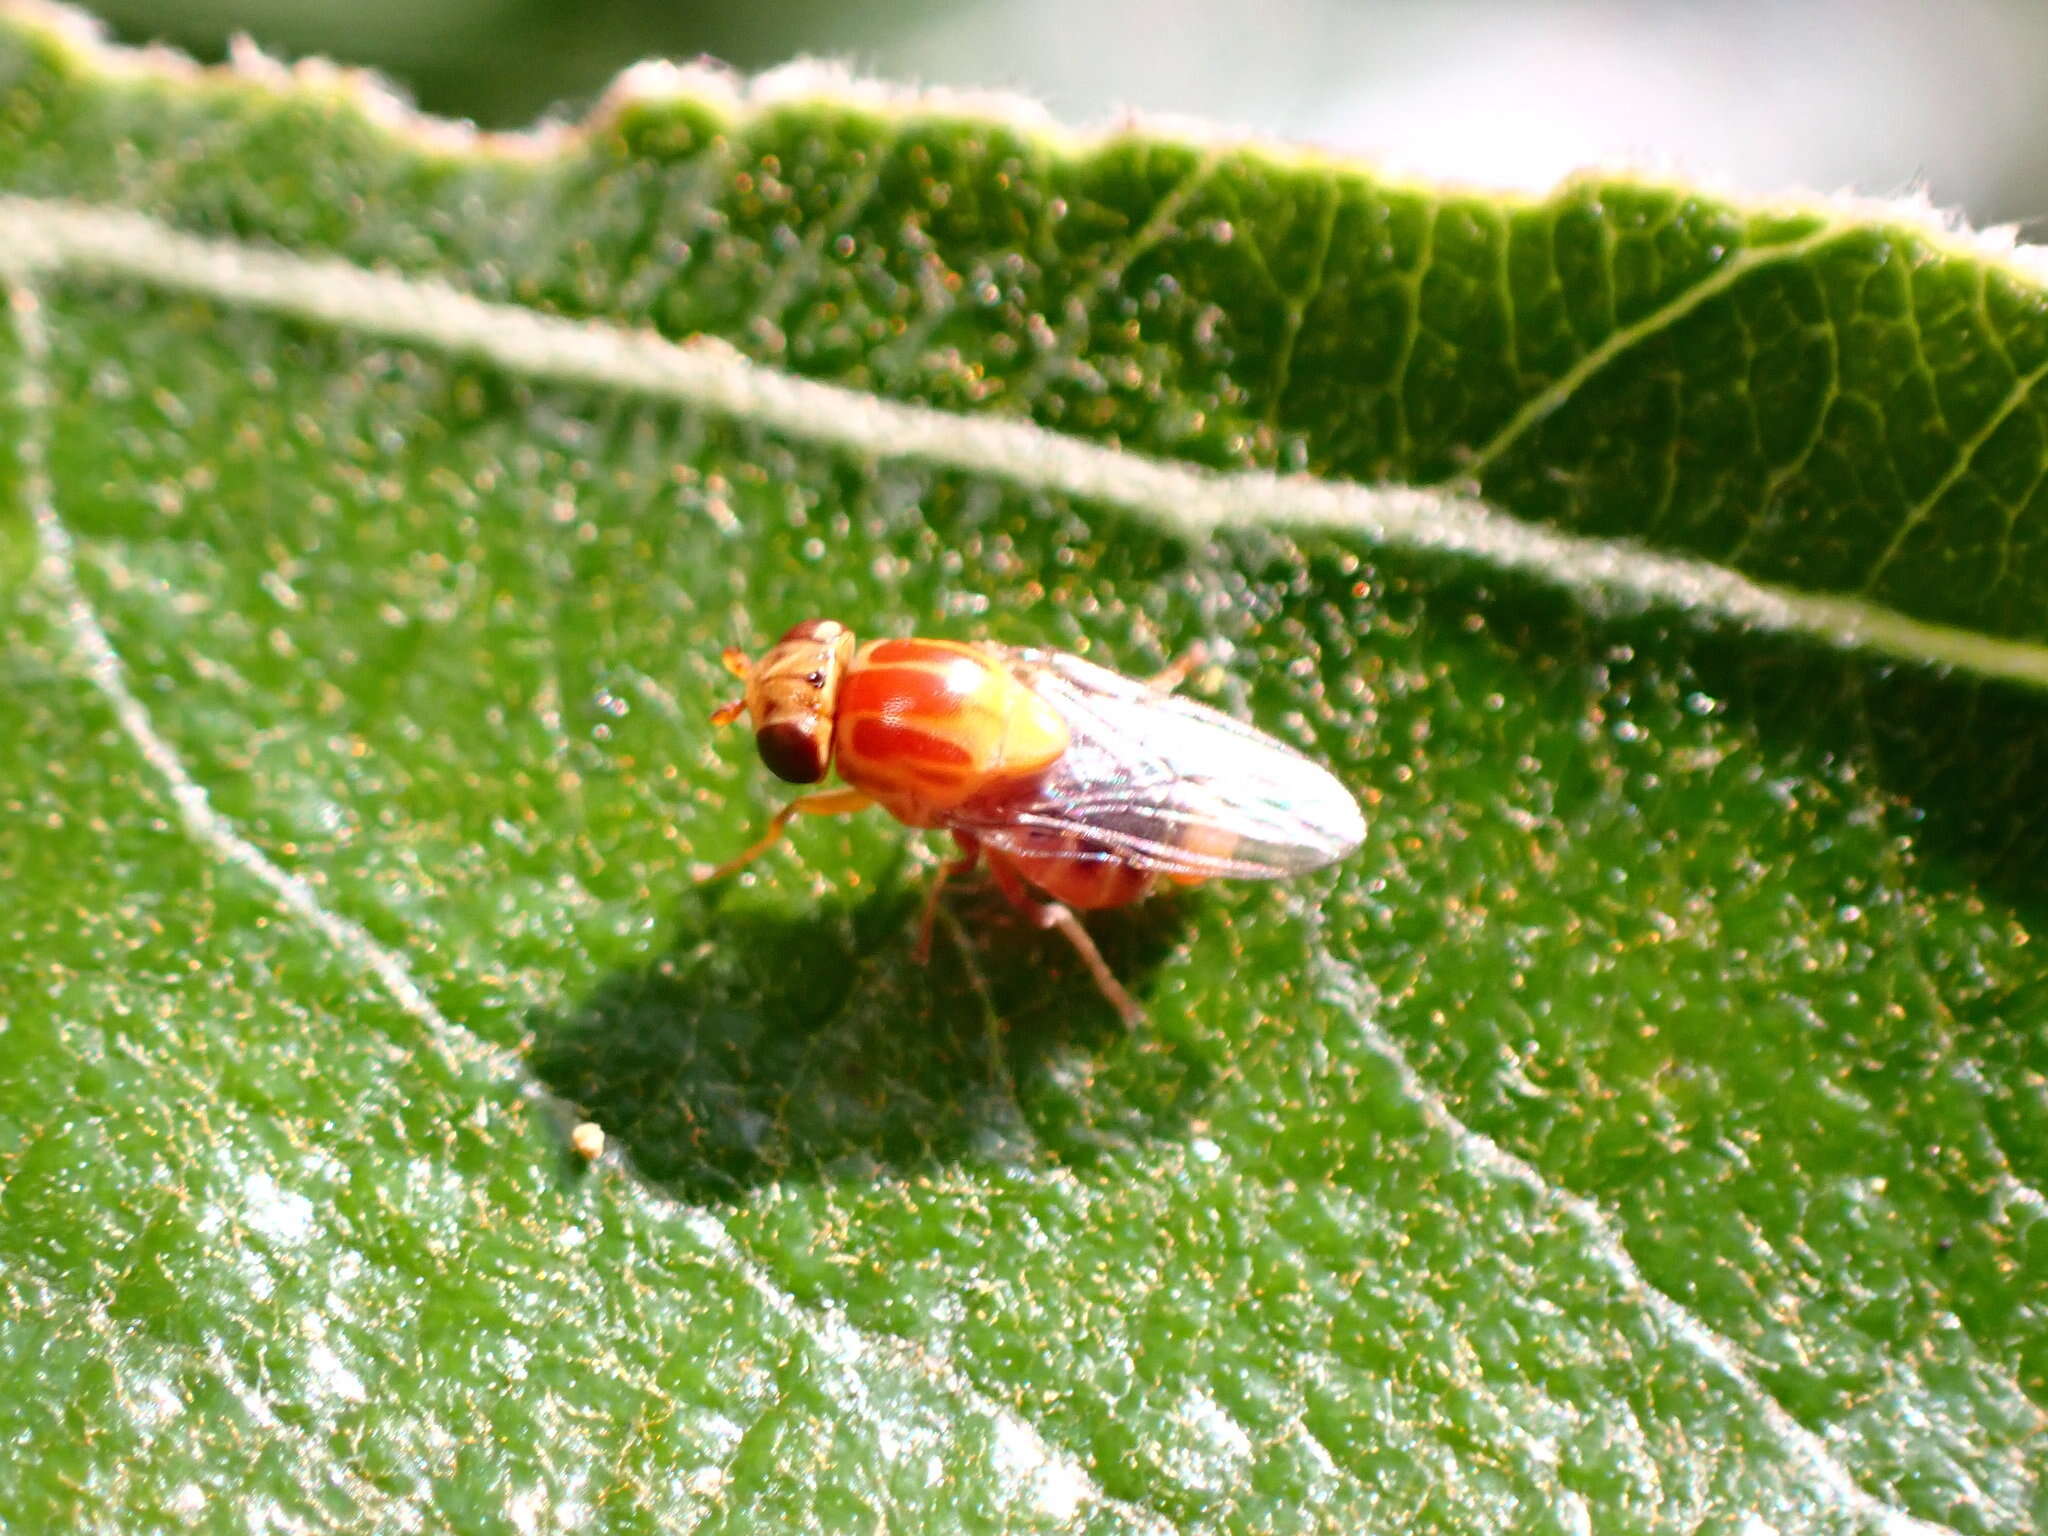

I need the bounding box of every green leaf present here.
[3,8,2045,1532]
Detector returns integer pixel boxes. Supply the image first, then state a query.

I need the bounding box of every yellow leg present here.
[693,788,872,882]
[914,835,982,964]
[986,857,1144,1026]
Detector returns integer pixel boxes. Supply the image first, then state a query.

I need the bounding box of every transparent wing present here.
[948,647,1366,880]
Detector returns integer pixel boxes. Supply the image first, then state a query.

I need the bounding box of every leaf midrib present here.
[5,195,2045,700]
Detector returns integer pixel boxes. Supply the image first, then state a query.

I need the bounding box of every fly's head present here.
[710,619,857,783]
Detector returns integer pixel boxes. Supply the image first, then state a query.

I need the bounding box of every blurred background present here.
[86,0,2048,227]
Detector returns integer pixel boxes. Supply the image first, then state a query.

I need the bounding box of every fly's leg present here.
[985,855,1144,1026]
[1146,641,1208,695]
[693,788,872,882]
[914,832,981,964]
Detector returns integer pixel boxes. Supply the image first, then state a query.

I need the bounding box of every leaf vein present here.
[1260,178,1340,459]
[1312,948,1965,1536]
[1861,356,2048,597]
[8,197,2048,695]
[1013,146,1224,407]
[1454,223,1844,481]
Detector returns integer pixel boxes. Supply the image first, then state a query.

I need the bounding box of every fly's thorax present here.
[746,619,857,783]
[833,637,1070,812]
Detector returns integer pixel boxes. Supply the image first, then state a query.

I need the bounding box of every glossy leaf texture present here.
[0,7,2044,1532]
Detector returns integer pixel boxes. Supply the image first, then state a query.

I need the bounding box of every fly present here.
[699,619,1365,1022]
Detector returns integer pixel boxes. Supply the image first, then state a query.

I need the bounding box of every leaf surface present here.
[0,10,2044,1532]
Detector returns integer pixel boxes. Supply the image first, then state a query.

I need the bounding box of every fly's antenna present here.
[710,646,752,726]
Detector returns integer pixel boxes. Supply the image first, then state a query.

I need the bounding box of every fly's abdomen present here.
[990,838,1156,909]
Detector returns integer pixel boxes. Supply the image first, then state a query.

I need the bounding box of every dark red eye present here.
[756,720,828,784]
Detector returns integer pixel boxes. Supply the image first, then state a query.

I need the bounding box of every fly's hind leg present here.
[985,855,1144,1026]
[693,788,871,882]
[914,832,981,964]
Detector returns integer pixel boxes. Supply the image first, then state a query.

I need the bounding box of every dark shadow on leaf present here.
[526,875,1205,1202]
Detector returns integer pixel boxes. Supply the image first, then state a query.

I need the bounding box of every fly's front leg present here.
[985,856,1144,1026]
[914,832,981,964]
[693,788,872,882]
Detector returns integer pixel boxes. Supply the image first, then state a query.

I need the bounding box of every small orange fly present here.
[699,620,1365,1022]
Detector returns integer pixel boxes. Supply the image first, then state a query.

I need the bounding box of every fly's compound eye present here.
[744,621,857,783]
[756,718,831,783]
